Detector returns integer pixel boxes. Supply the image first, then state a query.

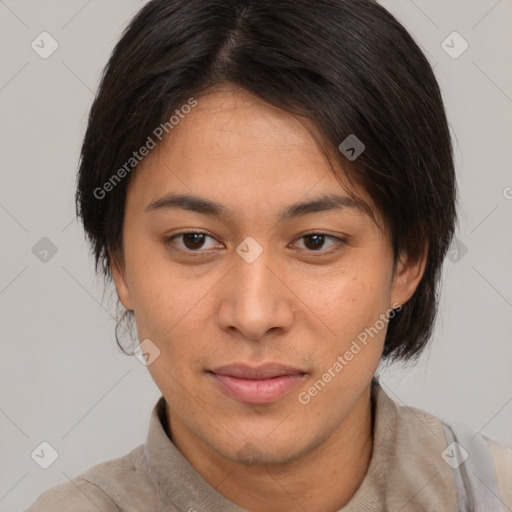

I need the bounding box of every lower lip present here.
[210,373,305,404]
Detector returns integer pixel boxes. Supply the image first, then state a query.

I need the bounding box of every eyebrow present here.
[144,192,363,222]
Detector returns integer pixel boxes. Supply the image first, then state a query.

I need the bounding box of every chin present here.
[210,430,316,468]
[232,444,302,467]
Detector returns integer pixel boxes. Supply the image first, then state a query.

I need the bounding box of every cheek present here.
[130,272,213,342]
[122,238,208,334]
[319,263,394,351]
[344,273,391,315]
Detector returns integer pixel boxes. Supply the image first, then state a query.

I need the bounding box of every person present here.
[26,0,511,511]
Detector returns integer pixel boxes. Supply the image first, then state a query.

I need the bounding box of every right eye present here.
[163,231,223,254]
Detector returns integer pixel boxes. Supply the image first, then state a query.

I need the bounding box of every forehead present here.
[125,86,379,225]
[152,87,333,182]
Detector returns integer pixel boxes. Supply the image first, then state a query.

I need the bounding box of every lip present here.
[208,363,306,404]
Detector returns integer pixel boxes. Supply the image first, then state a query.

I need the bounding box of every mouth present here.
[207,363,307,404]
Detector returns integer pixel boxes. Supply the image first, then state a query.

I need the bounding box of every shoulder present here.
[476,435,512,510]
[486,434,512,491]
[378,385,511,511]
[442,422,512,511]
[24,476,120,512]
[24,444,155,512]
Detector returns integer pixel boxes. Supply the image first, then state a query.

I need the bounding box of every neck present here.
[168,386,374,512]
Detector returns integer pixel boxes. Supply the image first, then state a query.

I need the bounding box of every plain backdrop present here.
[1,1,511,510]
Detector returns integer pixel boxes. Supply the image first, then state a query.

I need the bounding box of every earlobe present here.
[110,256,134,311]
[390,244,428,308]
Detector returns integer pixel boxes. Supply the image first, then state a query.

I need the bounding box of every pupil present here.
[304,234,324,250]
[184,233,205,250]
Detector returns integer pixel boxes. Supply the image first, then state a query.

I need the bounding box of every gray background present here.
[1,1,511,510]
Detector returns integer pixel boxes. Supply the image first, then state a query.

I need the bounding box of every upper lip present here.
[210,363,305,379]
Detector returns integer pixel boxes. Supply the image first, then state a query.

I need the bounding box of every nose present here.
[217,243,295,341]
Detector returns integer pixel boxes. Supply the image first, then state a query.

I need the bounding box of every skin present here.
[112,85,426,512]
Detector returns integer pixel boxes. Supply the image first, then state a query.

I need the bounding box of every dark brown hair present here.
[76,0,457,362]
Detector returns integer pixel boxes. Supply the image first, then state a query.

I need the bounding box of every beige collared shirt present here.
[25,382,512,511]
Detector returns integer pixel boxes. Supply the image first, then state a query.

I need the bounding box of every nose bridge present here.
[236,245,274,301]
[219,238,293,339]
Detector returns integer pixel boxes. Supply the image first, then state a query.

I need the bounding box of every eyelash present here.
[163,231,346,256]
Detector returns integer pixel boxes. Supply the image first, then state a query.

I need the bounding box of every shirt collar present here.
[144,395,246,511]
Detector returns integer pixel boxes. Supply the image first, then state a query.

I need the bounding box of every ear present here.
[110,255,134,311]
[390,243,428,308]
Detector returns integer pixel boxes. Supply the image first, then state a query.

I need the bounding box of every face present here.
[112,86,423,466]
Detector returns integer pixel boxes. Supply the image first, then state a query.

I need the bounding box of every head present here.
[76,0,456,465]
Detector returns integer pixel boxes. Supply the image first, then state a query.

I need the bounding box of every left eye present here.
[291,233,343,252]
